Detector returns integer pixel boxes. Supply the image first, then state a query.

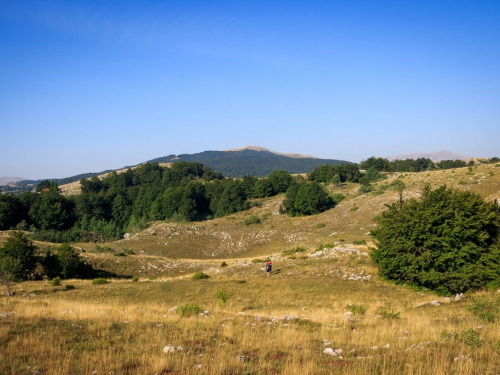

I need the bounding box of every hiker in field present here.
[266,260,272,277]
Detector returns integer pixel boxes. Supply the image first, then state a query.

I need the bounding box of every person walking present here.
[265,260,272,277]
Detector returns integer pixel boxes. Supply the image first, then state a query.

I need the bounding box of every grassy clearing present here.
[2,250,500,374]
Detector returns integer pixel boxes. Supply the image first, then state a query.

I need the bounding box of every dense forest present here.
[148,149,350,177]
[0,162,356,243]
[358,156,500,172]
[2,157,499,244]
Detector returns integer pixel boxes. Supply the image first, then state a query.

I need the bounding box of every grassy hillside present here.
[1,163,500,374]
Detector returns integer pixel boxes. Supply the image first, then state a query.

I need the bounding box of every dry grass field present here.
[1,163,500,374]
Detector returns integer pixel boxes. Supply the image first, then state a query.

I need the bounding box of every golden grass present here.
[2,163,500,374]
[2,251,500,374]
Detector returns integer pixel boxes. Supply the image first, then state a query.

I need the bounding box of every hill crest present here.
[224,145,319,159]
[385,150,469,162]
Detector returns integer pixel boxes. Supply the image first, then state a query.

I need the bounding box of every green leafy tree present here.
[267,170,293,194]
[371,185,500,294]
[0,231,37,280]
[360,157,390,171]
[0,256,20,295]
[42,250,61,279]
[284,181,333,216]
[0,194,25,230]
[57,243,86,279]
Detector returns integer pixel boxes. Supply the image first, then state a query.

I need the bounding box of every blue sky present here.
[1,0,499,179]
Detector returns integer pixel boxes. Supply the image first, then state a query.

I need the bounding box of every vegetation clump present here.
[281,247,306,257]
[371,185,500,294]
[467,296,500,323]
[216,287,230,309]
[177,303,203,317]
[244,215,261,225]
[192,272,210,280]
[92,278,109,285]
[50,277,61,286]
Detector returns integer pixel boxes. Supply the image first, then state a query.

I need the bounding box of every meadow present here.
[1,162,500,374]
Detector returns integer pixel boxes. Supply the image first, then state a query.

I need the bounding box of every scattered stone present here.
[163,345,176,353]
[454,355,471,362]
[176,346,185,352]
[371,346,378,351]
[322,340,333,346]
[0,311,15,318]
[236,355,246,362]
[383,344,390,349]
[403,330,410,336]
[281,315,298,321]
[195,364,202,369]
[418,302,428,307]
[454,293,464,302]
[323,348,340,357]
[343,311,354,322]
[431,300,441,306]
[443,297,451,303]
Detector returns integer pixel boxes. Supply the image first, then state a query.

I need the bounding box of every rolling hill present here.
[148,146,350,177]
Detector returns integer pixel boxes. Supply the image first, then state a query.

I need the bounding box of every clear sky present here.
[1,0,499,179]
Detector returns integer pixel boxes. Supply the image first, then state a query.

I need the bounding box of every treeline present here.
[0,231,97,294]
[0,162,348,243]
[360,156,500,172]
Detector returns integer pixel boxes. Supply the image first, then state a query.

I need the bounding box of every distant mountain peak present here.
[385,151,470,162]
[225,145,319,159]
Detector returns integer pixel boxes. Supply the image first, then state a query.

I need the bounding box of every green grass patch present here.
[92,278,109,285]
[192,272,210,280]
[177,303,203,317]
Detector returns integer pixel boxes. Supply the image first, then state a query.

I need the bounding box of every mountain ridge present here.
[384,150,470,162]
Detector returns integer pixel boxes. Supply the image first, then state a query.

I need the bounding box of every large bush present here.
[371,185,500,294]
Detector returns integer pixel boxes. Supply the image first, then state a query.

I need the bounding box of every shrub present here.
[216,287,230,309]
[192,272,209,280]
[244,215,261,225]
[371,185,500,294]
[377,308,400,319]
[467,296,500,322]
[281,247,306,257]
[92,278,109,285]
[349,304,366,315]
[358,183,374,194]
[220,261,228,268]
[330,193,345,205]
[131,276,139,282]
[113,252,126,257]
[177,303,203,317]
[314,223,325,229]
[458,329,483,348]
[50,277,61,286]
[233,279,246,283]
[65,284,75,290]
[123,249,135,255]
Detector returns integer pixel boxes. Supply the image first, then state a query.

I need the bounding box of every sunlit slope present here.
[73,163,500,263]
